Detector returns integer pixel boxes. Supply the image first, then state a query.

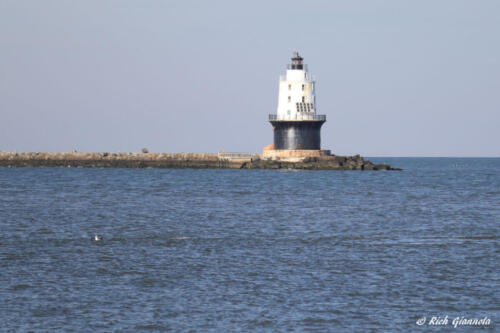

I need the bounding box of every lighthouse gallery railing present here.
[269,114,326,121]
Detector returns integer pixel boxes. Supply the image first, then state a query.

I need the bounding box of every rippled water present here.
[1,158,498,331]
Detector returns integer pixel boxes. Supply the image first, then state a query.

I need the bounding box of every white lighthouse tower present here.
[269,52,326,150]
[276,51,317,120]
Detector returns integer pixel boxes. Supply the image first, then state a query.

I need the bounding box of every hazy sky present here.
[1,0,499,156]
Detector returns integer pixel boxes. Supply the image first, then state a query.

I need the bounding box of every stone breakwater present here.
[0,152,400,170]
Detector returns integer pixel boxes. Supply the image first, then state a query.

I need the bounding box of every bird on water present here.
[93,234,102,242]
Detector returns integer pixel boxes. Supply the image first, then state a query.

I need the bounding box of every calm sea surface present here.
[0,158,498,332]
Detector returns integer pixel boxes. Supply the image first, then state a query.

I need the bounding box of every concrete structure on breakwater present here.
[0,152,399,170]
[269,52,325,150]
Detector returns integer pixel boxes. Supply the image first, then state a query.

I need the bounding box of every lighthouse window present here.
[288,84,291,90]
[288,96,291,103]
[302,96,305,103]
[302,84,305,91]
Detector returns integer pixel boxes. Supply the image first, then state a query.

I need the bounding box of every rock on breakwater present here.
[244,155,399,170]
[0,152,400,170]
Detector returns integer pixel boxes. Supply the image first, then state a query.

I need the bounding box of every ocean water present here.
[0,158,498,332]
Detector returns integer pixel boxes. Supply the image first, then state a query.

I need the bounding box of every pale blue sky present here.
[1,0,499,156]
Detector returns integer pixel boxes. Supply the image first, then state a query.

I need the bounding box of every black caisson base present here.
[270,120,325,150]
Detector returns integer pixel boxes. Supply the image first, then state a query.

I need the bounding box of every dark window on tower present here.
[302,84,305,91]
[302,96,305,102]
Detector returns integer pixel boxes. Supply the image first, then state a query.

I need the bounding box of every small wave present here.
[9,284,31,291]
[231,190,253,195]
[248,319,274,327]
[302,317,341,325]
[454,235,498,240]
[134,324,171,330]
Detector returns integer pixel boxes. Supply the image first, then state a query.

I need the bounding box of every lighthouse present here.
[269,52,326,150]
